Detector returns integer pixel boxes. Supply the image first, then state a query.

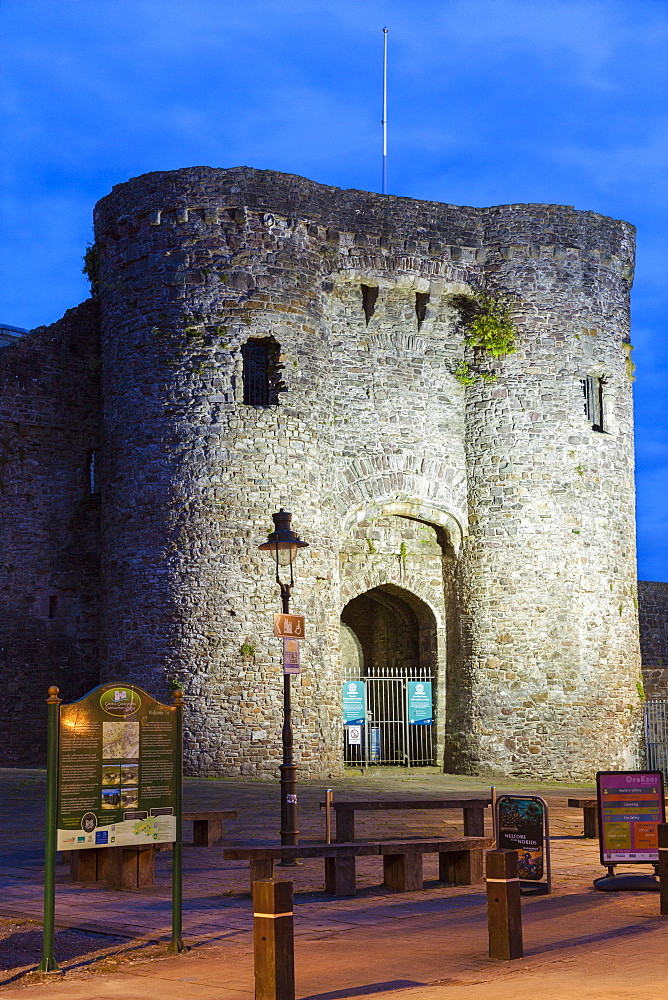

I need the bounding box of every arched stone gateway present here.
[340,584,441,767]
[338,509,461,769]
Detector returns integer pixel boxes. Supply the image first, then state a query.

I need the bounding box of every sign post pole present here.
[39,685,61,973]
[169,688,185,954]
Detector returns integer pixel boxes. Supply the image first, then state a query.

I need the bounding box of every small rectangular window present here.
[242,341,269,405]
[241,338,284,406]
[581,376,604,432]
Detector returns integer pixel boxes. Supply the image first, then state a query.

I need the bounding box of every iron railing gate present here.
[645,700,668,778]
[342,664,435,767]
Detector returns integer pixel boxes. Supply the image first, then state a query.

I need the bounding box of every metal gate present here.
[342,664,435,767]
[645,700,668,777]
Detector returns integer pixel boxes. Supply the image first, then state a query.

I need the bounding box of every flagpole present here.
[382,27,388,194]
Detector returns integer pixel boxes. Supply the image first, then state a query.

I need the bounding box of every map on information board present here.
[597,770,665,865]
[56,683,178,851]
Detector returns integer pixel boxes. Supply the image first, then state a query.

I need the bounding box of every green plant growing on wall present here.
[636,678,645,702]
[82,242,100,291]
[240,643,255,658]
[466,291,516,357]
[167,678,183,694]
[454,289,517,386]
[622,342,636,382]
[454,362,477,387]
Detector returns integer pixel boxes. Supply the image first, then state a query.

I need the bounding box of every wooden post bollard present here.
[486,849,523,960]
[658,823,668,917]
[253,880,295,1000]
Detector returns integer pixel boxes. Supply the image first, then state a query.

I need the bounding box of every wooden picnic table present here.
[323,798,492,842]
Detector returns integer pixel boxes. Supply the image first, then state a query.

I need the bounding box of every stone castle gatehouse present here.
[0,167,644,780]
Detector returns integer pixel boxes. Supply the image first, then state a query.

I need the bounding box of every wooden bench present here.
[184,809,238,846]
[224,843,378,895]
[567,799,599,839]
[380,837,495,891]
[319,798,492,842]
[69,845,154,889]
[224,836,492,895]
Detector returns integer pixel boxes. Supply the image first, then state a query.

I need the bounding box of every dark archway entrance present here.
[340,585,437,767]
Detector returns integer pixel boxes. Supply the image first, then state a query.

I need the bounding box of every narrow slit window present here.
[581,376,604,432]
[241,338,284,406]
[49,596,58,619]
[89,449,98,494]
[415,292,429,330]
[361,284,378,325]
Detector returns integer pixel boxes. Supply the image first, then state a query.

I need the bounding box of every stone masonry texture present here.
[638,581,668,699]
[0,301,101,762]
[0,166,653,778]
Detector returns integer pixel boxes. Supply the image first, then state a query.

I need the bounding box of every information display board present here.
[497,795,546,881]
[57,683,178,850]
[597,770,665,864]
[407,681,433,725]
[342,681,366,725]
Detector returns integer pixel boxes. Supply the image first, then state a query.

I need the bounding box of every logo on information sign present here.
[100,686,141,717]
[81,812,97,833]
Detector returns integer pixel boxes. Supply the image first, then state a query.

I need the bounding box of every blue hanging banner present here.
[342,681,366,725]
[407,681,433,724]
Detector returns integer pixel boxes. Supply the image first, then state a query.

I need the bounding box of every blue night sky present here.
[1,0,666,581]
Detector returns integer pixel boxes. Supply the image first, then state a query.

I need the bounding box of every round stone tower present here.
[456,206,640,777]
[93,167,641,780]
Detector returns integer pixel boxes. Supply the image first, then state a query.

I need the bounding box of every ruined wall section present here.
[639,581,668,699]
[0,301,101,763]
[459,206,641,779]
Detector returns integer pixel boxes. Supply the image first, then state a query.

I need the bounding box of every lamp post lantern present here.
[259,509,309,848]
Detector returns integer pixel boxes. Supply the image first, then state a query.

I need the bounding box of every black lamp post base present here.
[279,762,299,848]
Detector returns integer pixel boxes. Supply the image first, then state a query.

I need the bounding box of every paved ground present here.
[1,767,667,998]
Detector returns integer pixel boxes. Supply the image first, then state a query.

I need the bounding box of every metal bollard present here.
[659,823,668,917]
[486,849,523,960]
[253,879,295,1000]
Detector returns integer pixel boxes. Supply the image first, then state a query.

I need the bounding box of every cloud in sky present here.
[0,0,666,579]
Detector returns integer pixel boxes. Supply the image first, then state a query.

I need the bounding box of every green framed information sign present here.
[57,683,178,851]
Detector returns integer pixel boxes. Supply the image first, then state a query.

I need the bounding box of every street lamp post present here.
[259,509,309,848]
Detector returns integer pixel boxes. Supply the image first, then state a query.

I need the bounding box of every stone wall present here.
[0,301,101,764]
[639,581,668,699]
[87,166,642,781]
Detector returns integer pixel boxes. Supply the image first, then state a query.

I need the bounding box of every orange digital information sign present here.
[597,770,665,865]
